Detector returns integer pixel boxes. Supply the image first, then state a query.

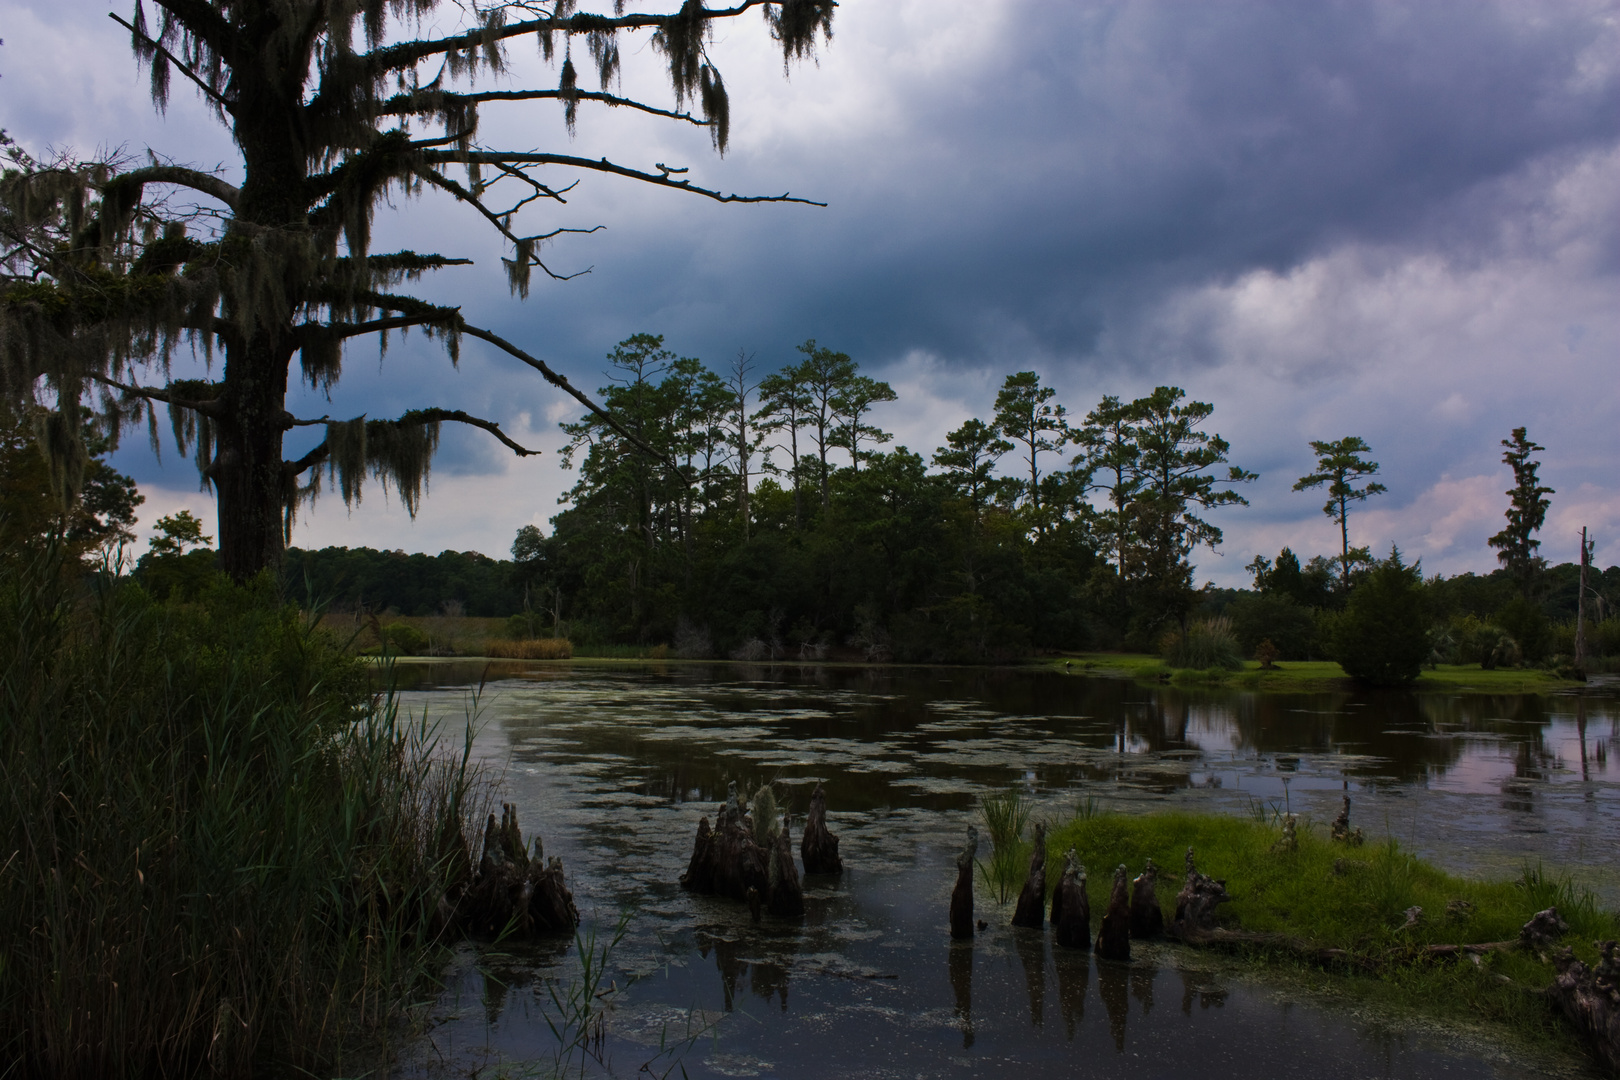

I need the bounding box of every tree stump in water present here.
[680,787,770,905]
[768,813,806,918]
[1129,858,1164,938]
[1547,939,1620,1073]
[1330,791,1364,846]
[1095,864,1132,961]
[1012,822,1047,928]
[1052,849,1091,950]
[1172,847,1229,936]
[460,803,579,937]
[950,826,978,939]
[1521,906,1570,955]
[800,781,843,874]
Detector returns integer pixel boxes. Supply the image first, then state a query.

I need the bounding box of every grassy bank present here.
[1023,808,1618,1058]
[1,548,483,1077]
[1052,653,1583,694]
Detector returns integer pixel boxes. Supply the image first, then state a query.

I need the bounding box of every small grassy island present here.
[983,801,1620,1069]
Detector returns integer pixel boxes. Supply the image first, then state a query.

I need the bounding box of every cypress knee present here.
[1011,821,1047,928]
[800,781,843,874]
[1129,858,1164,938]
[768,813,805,918]
[950,826,979,939]
[1053,849,1091,950]
[1094,864,1131,961]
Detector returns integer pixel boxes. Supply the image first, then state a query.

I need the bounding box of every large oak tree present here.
[0,0,833,579]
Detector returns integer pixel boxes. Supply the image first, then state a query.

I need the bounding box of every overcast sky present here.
[4,0,1617,585]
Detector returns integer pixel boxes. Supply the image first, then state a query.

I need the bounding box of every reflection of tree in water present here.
[476,936,575,1027]
[948,941,974,1049]
[1178,967,1228,1014]
[1097,959,1129,1051]
[1015,929,1046,1027]
[1131,959,1156,1016]
[1053,948,1089,1041]
[696,928,798,1012]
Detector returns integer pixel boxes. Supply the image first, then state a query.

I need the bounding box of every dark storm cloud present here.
[529,0,1619,374]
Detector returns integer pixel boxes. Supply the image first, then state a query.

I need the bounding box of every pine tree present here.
[1293,435,1387,586]
[0,2,834,579]
[1487,427,1554,596]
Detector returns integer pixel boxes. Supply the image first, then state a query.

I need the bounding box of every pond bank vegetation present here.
[979,792,1620,1068]
[0,547,497,1077]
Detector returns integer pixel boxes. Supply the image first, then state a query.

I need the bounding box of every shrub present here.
[978,789,1034,904]
[1329,548,1429,685]
[380,621,431,655]
[1227,594,1317,659]
[1161,616,1243,670]
[1494,595,1550,664]
[0,548,480,1076]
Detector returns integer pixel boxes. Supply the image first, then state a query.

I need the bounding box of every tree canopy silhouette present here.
[0,1,834,579]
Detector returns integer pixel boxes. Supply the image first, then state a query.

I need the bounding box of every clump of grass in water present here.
[978,789,1033,904]
[0,543,487,1077]
[1047,808,1620,1063]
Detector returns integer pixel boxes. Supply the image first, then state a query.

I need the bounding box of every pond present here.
[392,662,1620,1079]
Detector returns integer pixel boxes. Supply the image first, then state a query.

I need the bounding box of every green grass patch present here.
[1047,809,1619,1058]
[1052,654,1580,694]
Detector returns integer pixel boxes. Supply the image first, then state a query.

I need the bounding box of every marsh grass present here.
[977,789,1034,904]
[1048,809,1620,1055]
[0,545,485,1077]
[486,637,573,660]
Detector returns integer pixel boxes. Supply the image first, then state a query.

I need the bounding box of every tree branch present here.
[105,164,240,210]
[89,372,225,419]
[109,11,232,109]
[382,87,713,127]
[358,2,773,77]
[284,405,538,477]
[457,320,679,473]
[302,312,458,343]
[421,150,826,206]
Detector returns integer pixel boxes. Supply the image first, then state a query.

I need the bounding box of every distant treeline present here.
[281,546,520,617]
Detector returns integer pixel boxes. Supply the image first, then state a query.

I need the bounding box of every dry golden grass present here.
[484,637,573,659]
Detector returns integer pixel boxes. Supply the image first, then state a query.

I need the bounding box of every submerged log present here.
[800,781,844,874]
[1547,939,1620,1073]
[1011,821,1047,929]
[1172,846,1230,936]
[1053,849,1091,951]
[460,803,579,937]
[950,826,978,939]
[768,813,806,918]
[1129,858,1165,938]
[1095,864,1131,961]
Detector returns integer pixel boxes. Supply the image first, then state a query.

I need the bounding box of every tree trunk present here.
[214,344,291,580]
[1094,864,1131,960]
[1011,821,1047,928]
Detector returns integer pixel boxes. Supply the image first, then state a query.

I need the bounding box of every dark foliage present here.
[1328,548,1430,685]
[282,545,521,616]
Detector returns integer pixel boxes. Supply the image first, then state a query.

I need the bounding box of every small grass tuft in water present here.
[977,789,1034,904]
[1049,809,1619,1061]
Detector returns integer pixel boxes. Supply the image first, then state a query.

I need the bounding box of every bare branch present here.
[418,167,602,281]
[303,312,458,343]
[457,320,676,471]
[108,11,232,109]
[422,150,826,206]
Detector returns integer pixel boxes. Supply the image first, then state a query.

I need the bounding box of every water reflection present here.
[394,662,1616,1080]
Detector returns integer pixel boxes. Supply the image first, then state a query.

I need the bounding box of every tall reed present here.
[0,545,482,1077]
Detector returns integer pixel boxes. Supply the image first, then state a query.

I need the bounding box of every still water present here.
[394,663,1619,1079]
